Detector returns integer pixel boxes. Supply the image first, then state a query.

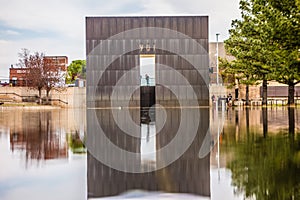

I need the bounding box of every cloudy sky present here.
[0,0,240,78]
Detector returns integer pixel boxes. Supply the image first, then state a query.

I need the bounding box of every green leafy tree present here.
[66,60,86,84]
[263,0,300,105]
[221,0,300,105]
[220,57,258,105]
[221,0,275,105]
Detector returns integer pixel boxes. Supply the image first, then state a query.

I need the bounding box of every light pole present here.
[216,33,220,85]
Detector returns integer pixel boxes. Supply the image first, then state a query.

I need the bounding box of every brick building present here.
[9,56,68,87]
[9,68,28,86]
[43,56,68,72]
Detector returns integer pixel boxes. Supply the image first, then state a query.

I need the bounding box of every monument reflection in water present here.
[87,107,210,198]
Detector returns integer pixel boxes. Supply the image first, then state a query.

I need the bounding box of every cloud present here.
[0,30,20,36]
[138,0,241,40]
[140,0,176,14]
[0,0,84,40]
[0,40,10,44]
[0,0,142,40]
[0,37,84,77]
[0,0,139,76]
[0,0,241,76]
[0,0,240,40]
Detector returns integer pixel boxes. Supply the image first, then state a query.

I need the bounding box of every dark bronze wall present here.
[88,108,210,198]
[86,16,208,46]
[86,16,209,108]
[86,16,210,198]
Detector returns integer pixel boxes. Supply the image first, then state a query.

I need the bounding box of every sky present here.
[0,0,241,79]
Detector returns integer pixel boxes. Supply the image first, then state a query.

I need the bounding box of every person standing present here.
[227,93,232,107]
[145,74,150,86]
[211,94,216,106]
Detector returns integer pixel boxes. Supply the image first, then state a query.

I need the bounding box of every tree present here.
[43,57,66,103]
[220,57,258,106]
[66,60,86,84]
[264,0,300,105]
[18,49,65,104]
[222,0,300,105]
[220,0,276,105]
[18,49,45,102]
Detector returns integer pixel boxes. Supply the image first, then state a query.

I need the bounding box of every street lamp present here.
[216,33,220,85]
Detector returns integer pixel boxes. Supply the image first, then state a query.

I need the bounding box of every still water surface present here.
[0,107,299,200]
[0,108,86,200]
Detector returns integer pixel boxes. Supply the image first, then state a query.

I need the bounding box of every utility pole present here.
[216,33,220,85]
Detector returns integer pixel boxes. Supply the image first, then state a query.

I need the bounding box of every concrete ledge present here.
[0,87,86,108]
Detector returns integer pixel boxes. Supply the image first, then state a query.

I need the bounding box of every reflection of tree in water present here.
[227,133,300,200]
[289,107,295,135]
[10,111,68,167]
[68,131,86,154]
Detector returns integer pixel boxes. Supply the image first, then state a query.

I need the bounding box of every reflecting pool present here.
[0,108,86,200]
[213,107,300,200]
[0,107,299,200]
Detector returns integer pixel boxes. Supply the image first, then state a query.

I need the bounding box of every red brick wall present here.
[9,68,28,86]
[9,56,68,87]
[44,56,68,71]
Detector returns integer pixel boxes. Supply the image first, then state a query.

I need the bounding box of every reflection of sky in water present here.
[0,132,86,200]
[210,168,244,200]
[0,109,87,200]
[92,191,210,199]
[1,108,299,199]
[140,123,156,163]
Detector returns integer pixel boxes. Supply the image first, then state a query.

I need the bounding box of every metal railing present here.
[0,92,68,105]
[140,77,155,86]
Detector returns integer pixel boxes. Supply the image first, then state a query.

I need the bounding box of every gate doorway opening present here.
[140,55,155,108]
[140,54,156,167]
